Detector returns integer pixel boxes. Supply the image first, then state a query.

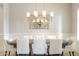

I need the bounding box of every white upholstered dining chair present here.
[32,35,47,55]
[63,36,76,56]
[17,36,30,56]
[49,39,62,56]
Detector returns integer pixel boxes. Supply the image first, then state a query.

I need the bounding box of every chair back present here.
[17,36,29,54]
[32,35,47,54]
[49,40,62,54]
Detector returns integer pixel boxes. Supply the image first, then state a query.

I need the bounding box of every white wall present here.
[9,3,73,37]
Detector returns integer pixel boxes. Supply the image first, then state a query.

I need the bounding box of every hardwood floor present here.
[0,51,5,56]
[0,51,79,56]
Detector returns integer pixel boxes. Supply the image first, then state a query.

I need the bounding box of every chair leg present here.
[61,52,63,56]
[8,51,10,56]
[72,51,74,56]
[69,51,72,56]
[29,50,31,56]
[5,51,7,56]
[44,54,46,56]
[15,51,17,56]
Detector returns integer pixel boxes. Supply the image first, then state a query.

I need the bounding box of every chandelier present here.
[26,10,54,22]
[32,16,48,27]
[26,4,54,29]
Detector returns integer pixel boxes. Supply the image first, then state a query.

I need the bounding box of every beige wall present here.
[9,3,73,36]
[72,4,79,36]
[0,3,78,51]
[0,4,3,35]
[0,4,4,52]
[0,3,78,37]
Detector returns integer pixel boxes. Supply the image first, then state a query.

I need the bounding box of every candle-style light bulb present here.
[34,11,38,17]
[42,10,46,17]
[26,12,30,17]
[50,12,54,17]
